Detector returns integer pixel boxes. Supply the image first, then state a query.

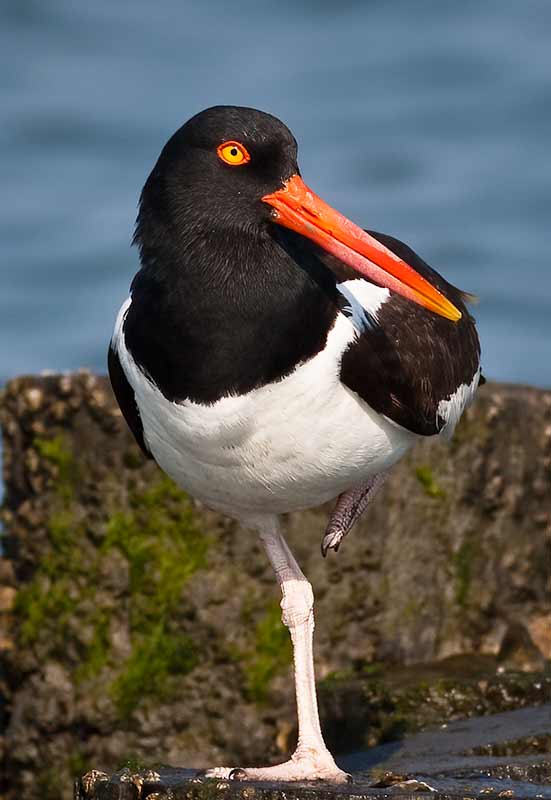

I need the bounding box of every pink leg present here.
[204,516,350,783]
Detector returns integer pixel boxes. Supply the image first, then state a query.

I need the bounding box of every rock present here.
[73,705,551,799]
[318,656,550,753]
[0,373,550,800]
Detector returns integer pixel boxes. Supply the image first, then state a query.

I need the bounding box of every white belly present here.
[114,294,416,518]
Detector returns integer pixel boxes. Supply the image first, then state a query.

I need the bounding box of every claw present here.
[321,530,344,557]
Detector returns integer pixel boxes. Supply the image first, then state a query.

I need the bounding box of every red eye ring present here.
[217,141,251,166]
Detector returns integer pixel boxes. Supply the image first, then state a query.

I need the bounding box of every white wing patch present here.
[337,279,390,333]
[437,368,481,440]
[112,296,132,345]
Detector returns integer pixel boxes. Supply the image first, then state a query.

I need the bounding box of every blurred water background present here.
[1,0,550,388]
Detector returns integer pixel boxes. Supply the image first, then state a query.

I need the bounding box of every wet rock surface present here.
[0,373,550,800]
[76,705,551,800]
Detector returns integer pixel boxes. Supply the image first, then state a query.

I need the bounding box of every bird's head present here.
[135,105,461,321]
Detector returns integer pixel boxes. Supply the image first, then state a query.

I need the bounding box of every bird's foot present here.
[201,749,351,783]
[321,473,390,557]
[321,526,345,556]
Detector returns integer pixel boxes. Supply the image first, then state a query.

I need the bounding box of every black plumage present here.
[107,344,151,458]
[110,105,481,448]
[339,232,481,436]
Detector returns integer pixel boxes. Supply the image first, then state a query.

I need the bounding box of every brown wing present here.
[339,231,481,436]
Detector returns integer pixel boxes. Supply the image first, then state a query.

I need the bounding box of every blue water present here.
[2,0,550,387]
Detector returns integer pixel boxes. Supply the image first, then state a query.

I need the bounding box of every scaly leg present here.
[204,516,350,783]
[321,471,389,556]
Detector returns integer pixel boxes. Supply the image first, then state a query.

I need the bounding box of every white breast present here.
[112,286,416,520]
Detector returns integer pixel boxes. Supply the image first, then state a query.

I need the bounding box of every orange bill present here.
[262,174,461,322]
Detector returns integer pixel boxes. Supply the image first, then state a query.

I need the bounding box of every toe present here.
[200,767,234,779]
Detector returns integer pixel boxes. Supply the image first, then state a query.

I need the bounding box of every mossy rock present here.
[1,374,550,800]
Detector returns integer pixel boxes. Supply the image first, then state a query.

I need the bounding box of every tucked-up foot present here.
[201,752,351,783]
[322,473,389,556]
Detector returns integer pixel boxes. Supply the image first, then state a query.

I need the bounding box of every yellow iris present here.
[217,141,250,166]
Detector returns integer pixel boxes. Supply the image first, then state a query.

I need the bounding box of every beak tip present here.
[451,307,463,323]
[263,176,465,325]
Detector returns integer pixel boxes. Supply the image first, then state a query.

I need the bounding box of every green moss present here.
[104,480,207,621]
[449,410,489,454]
[378,714,409,743]
[123,447,145,469]
[15,460,88,649]
[34,433,73,470]
[452,539,479,607]
[185,780,240,800]
[16,569,108,678]
[15,520,104,673]
[242,601,292,704]
[318,657,550,753]
[401,599,421,622]
[111,623,197,716]
[103,477,209,626]
[320,662,384,687]
[117,755,151,772]
[34,434,77,501]
[36,751,91,795]
[67,750,91,780]
[319,669,355,686]
[15,463,208,713]
[36,766,60,800]
[362,661,384,678]
[468,733,551,757]
[75,610,112,682]
[415,465,446,499]
[46,508,79,554]
[103,477,208,715]
[16,577,76,645]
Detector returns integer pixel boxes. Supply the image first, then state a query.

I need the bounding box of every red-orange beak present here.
[262,174,461,322]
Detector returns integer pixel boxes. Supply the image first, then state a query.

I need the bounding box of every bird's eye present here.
[217,141,250,167]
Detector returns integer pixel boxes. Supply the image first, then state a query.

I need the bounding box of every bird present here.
[109,105,481,783]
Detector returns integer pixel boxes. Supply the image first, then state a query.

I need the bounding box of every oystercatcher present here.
[109,106,481,782]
